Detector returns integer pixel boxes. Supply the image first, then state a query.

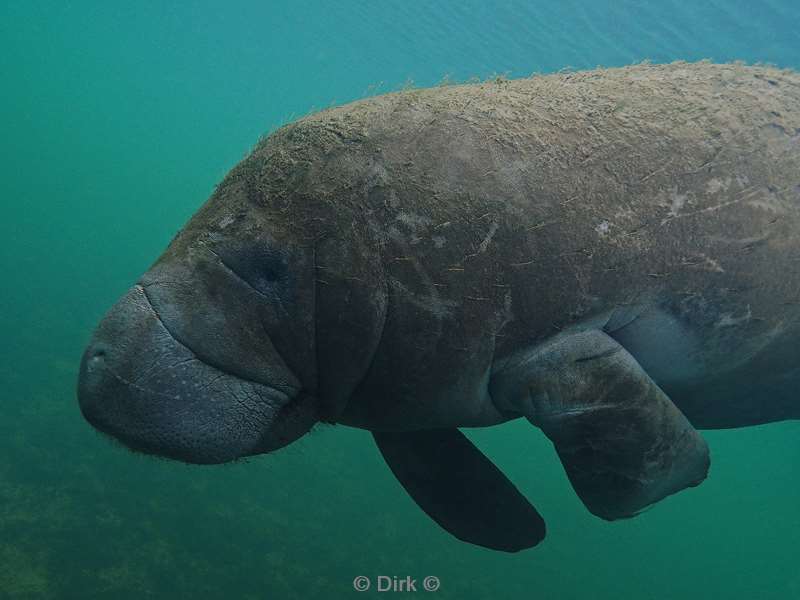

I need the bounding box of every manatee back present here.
[284,63,800,429]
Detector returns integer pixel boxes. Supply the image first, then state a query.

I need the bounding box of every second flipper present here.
[373,428,546,552]
[491,328,710,521]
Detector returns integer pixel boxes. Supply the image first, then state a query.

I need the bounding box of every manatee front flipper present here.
[373,429,546,552]
[491,329,710,521]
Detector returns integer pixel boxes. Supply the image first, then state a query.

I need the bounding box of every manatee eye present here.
[260,252,287,283]
[212,243,289,297]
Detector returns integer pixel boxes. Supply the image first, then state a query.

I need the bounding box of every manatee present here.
[78,62,800,552]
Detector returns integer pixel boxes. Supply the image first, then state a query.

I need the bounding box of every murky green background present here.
[2,2,798,598]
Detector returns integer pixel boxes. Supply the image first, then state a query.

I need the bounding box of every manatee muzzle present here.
[78,284,314,464]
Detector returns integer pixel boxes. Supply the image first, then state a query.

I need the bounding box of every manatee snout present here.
[78,242,319,463]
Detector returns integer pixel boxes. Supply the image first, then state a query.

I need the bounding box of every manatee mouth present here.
[136,283,300,398]
[78,285,313,464]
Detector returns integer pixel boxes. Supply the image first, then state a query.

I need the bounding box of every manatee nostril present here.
[85,343,109,372]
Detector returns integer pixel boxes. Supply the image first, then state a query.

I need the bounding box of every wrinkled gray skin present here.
[79,63,799,502]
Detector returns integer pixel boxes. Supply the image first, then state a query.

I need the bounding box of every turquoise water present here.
[2,1,799,598]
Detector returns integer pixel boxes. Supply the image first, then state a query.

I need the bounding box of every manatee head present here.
[78,121,387,464]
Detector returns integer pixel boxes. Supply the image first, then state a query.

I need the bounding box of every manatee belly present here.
[605,304,800,428]
[338,301,799,431]
[337,362,514,431]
